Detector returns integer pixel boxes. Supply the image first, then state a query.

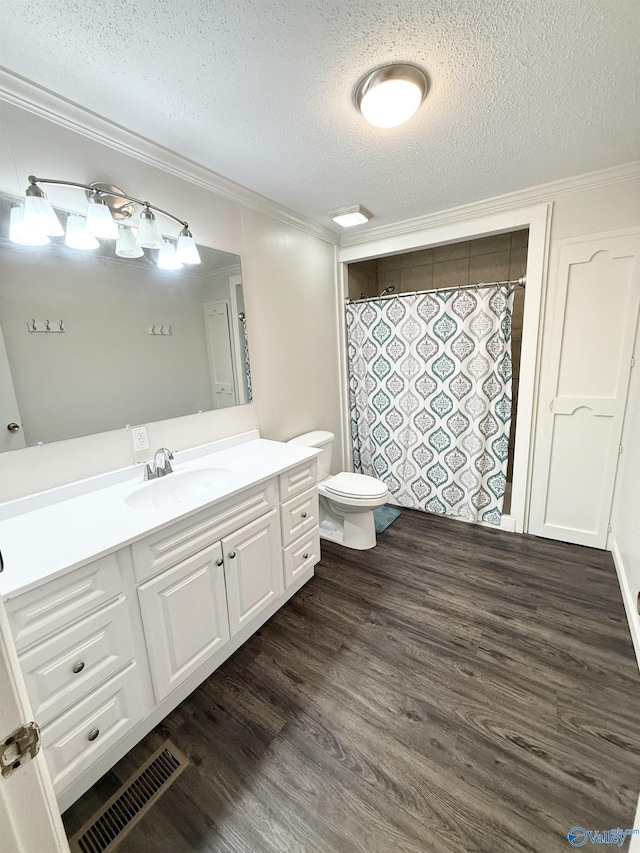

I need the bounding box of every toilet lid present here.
[323,472,388,499]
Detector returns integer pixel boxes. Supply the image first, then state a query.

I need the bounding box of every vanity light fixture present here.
[328,205,374,228]
[157,240,183,271]
[115,225,144,259]
[23,183,64,237]
[355,63,428,128]
[64,214,100,250]
[9,206,50,246]
[13,176,202,269]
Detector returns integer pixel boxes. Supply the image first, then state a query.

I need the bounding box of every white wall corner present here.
[0,68,340,247]
[611,540,640,674]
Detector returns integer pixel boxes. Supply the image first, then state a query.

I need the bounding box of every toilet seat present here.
[322,472,388,501]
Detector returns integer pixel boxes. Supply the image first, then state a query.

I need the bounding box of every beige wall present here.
[0,101,341,501]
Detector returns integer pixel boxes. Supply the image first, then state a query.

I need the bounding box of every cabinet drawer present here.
[6,554,123,653]
[283,530,320,587]
[131,480,277,583]
[279,460,318,502]
[41,662,144,796]
[138,543,230,703]
[280,486,319,547]
[19,597,135,727]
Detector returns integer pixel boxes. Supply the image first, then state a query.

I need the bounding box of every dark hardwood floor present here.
[63,510,640,852]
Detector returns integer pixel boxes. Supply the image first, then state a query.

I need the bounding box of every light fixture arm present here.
[27,176,189,229]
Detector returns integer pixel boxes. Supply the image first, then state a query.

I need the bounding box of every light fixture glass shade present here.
[176,232,201,265]
[23,193,64,237]
[136,210,164,249]
[64,214,99,250]
[116,226,144,258]
[356,64,427,128]
[157,240,183,271]
[85,196,118,239]
[9,206,50,245]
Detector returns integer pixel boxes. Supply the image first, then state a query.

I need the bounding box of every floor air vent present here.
[69,741,189,853]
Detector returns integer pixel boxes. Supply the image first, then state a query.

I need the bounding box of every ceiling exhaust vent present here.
[68,741,188,853]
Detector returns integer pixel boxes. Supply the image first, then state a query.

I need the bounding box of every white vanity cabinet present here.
[1,438,321,810]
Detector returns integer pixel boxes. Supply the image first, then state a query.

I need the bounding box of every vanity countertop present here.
[0,434,319,599]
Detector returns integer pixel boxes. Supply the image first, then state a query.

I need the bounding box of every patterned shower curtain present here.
[346,286,514,526]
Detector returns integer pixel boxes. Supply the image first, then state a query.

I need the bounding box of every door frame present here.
[0,596,69,852]
[227,274,247,404]
[337,203,551,534]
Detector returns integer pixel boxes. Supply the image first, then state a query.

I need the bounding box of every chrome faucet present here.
[144,447,174,480]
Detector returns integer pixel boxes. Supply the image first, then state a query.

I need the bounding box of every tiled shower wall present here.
[347,230,528,510]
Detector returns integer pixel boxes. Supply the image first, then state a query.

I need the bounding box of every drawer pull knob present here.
[301,512,308,518]
[303,552,309,559]
[72,661,85,674]
[87,729,100,742]
[215,558,224,566]
[228,551,236,559]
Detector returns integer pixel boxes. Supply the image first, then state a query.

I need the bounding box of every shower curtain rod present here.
[345,275,526,305]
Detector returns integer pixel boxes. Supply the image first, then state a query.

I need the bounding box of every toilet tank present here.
[287,430,334,481]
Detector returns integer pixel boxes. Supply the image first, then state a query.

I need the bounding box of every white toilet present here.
[288,430,389,550]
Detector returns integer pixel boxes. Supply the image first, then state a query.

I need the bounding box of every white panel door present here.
[0,598,69,852]
[222,509,283,635]
[138,542,230,701]
[203,301,237,408]
[529,232,640,547]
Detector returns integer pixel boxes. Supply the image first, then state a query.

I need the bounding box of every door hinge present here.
[631,357,636,368]
[618,444,623,455]
[0,722,41,778]
[607,523,612,533]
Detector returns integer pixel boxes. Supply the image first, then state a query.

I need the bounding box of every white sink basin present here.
[125,467,235,510]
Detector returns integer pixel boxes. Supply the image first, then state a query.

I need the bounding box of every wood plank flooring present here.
[63,510,640,852]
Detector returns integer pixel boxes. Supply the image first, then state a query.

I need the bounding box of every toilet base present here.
[319,497,378,550]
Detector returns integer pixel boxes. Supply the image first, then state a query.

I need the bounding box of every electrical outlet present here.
[131,425,149,452]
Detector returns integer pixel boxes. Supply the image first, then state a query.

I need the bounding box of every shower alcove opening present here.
[346,229,528,521]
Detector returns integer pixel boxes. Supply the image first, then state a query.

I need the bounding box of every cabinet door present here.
[529,231,640,547]
[138,543,230,702]
[223,509,283,636]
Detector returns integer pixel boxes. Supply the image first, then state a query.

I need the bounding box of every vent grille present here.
[69,741,188,853]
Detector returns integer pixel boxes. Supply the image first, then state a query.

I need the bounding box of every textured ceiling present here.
[1,0,638,232]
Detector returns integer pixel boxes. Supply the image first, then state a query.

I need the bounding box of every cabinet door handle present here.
[228,551,236,559]
[87,729,100,742]
[303,552,309,559]
[301,512,308,518]
[215,558,223,566]
[72,661,85,674]
[7,423,20,433]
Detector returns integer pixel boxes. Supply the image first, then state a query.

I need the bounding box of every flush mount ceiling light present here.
[355,63,428,128]
[12,176,202,269]
[328,205,374,228]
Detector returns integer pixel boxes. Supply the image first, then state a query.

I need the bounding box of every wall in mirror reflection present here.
[0,192,252,452]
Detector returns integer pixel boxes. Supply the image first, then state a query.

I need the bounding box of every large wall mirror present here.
[0,192,252,453]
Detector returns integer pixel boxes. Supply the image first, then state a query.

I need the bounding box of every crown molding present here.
[0,68,340,246]
[340,161,640,248]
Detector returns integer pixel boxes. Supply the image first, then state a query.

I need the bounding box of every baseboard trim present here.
[611,540,640,673]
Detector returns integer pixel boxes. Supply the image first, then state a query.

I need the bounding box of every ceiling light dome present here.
[355,64,428,128]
